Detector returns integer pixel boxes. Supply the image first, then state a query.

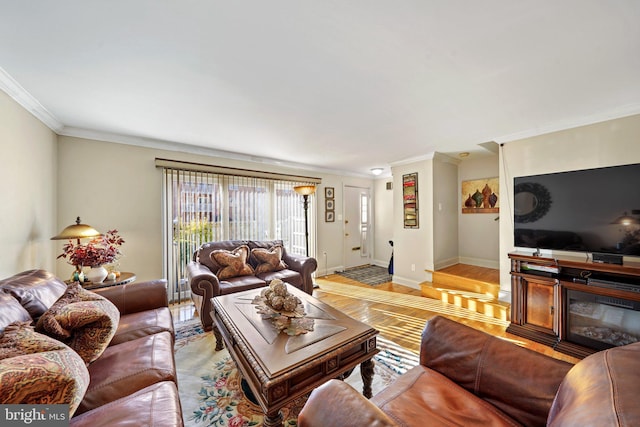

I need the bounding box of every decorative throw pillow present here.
[35,282,120,365]
[211,245,255,280]
[251,245,288,274]
[0,321,90,416]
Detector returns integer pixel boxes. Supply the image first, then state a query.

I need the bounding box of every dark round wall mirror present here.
[514,182,552,223]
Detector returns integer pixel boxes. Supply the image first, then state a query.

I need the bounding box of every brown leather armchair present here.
[299,316,640,427]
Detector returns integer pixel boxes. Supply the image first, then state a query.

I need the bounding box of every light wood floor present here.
[171,272,580,365]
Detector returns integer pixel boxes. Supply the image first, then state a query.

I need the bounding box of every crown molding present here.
[0,67,64,132]
[495,104,640,144]
[59,126,372,179]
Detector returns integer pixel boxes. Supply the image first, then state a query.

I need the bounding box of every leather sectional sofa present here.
[299,315,640,427]
[187,239,317,332]
[0,269,183,427]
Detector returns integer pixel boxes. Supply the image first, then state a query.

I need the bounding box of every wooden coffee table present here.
[211,285,379,427]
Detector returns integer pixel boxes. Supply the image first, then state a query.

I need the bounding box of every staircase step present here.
[420,282,510,322]
[432,270,500,300]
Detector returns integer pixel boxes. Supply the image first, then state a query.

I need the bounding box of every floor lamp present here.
[293,185,316,256]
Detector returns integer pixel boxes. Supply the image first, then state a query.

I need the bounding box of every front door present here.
[344,186,371,269]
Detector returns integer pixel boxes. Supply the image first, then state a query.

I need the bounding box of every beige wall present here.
[373,177,393,269]
[0,90,58,278]
[392,158,433,288]
[57,135,374,282]
[499,114,640,297]
[0,91,58,278]
[458,155,500,269]
[433,154,459,270]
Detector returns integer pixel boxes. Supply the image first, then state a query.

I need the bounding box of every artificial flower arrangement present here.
[57,229,125,268]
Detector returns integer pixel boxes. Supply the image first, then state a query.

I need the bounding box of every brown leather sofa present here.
[299,315,640,427]
[0,269,183,427]
[187,239,317,331]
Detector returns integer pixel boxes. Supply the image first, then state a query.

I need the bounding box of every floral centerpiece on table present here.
[252,279,314,336]
[57,230,125,268]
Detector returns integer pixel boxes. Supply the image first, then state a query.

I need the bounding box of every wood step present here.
[421,282,510,321]
[421,264,508,321]
[431,270,500,300]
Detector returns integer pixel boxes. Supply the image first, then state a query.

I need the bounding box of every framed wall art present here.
[324,186,335,222]
[461,177,499,214]
[325,210,335,222]
[325,187,334,198]
[403,172,418,228]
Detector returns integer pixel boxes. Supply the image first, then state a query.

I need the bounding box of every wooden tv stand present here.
[507,251,640,359]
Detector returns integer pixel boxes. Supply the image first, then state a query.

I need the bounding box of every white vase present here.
[87,265,108,283]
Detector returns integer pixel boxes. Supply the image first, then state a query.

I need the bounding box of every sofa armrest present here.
[186,262,220,331]
[421,316,573,427]
[282,253,317,294]
[298,379,396,427]
[93,280,168,315]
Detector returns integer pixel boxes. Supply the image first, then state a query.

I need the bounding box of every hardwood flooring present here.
[171,271,580,365]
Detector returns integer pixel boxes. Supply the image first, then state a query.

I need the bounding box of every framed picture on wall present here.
[325,199,335,210]
[325,211,335,222]
[325,187,334,198]
[403,172,418,228]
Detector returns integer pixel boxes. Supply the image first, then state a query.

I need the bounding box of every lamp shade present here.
[611,212,640,226]
[294,185,316,196]
[51,217,101,240]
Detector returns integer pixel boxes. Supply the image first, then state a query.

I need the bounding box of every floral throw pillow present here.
[252,245,288,274]
[0,322,90,416]
[35,282,120,365]
[211,245,255,280]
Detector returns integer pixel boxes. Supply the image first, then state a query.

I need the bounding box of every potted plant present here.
[58,230,125,283]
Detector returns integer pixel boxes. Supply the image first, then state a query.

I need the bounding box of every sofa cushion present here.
[0,269,67,322]
[211,245,255,280]
[109,307,175,346]
[36,282,120,365]
[0,322,90,417]
[76,331,176,415]
[371,365,520,427]
[547,342,640,427]
[256,269,303,287]
[219,275,267,295]
[69,381,183,427]
[0,293,32,333]
[251,244,288,274]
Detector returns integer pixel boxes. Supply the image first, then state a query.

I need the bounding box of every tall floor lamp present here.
[293,185,316,256]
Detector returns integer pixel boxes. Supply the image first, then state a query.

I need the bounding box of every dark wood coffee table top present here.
[211,284,378,426]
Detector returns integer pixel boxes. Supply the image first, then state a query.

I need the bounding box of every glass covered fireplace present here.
[566,288,640,351]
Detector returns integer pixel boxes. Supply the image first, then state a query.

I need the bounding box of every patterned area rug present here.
[174,319,418,426]
[336,264,392,286]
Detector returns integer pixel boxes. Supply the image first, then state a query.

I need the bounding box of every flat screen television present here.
[513,163,640,258]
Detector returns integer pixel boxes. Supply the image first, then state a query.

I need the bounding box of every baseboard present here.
[458,256,500,270]
[391,275,422,290]
[434,257,459,270]
[316,264,345,277]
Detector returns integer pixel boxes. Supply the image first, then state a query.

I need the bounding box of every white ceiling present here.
[1,1,639,176]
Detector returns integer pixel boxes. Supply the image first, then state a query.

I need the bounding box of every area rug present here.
[174,319,418,427]
[335,264,392,286]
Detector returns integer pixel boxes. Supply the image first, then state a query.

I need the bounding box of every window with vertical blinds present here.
[159,162,319,302]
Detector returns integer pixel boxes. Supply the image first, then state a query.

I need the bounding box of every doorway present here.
[343,185,372,269]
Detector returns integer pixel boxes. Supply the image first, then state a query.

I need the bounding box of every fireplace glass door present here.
[566,289,640,351]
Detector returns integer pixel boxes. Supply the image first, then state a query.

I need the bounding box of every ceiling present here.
[1,1,639,177]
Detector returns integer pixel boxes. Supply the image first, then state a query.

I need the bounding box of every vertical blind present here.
[160,165,318,303]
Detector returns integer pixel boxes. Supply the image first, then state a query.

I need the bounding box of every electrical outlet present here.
[411,264,415,272]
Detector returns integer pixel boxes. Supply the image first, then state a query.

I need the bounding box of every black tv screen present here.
[513,163,640,257]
